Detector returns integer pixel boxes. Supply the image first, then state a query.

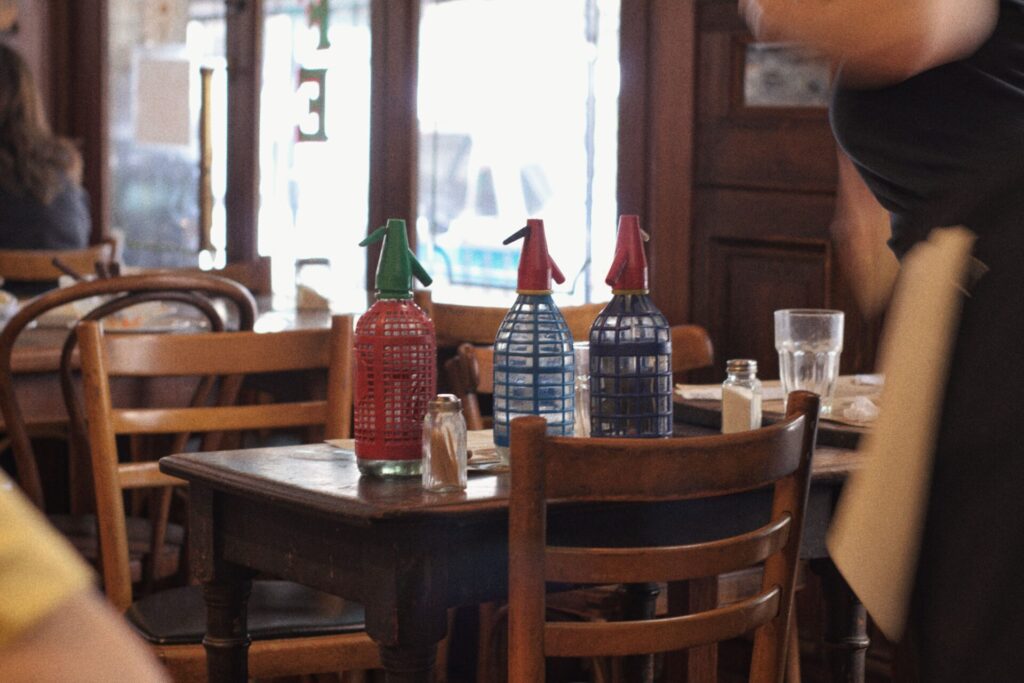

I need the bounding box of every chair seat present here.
[126,580,367,645]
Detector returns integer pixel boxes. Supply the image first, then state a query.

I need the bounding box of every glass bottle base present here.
[357,459,422,478]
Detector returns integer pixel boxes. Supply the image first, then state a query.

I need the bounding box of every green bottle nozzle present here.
[359,218,432,300]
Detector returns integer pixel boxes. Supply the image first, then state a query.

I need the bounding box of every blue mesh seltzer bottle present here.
[492,218,574,463]
[589,215,672,437]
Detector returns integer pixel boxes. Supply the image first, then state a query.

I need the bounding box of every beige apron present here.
[826,226,976,641]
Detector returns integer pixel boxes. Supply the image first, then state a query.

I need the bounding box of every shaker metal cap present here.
[428,393,462,412]
[726,359,757,374]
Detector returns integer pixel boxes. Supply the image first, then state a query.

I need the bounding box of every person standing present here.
[739,1,1024,681]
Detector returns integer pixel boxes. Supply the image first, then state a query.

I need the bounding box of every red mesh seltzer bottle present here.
[588,215,672,437]
[355,218,436,477]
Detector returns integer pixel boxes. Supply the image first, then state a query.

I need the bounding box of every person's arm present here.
[0,474,167,681]
[0,592,169,682]
[829,151,899,318]
[738,0,999,85]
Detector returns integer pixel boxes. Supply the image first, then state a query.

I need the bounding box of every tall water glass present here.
[774,309,844,413]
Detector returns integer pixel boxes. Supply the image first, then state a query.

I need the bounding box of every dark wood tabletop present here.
[160,424,870,683]
[674,396,869,450]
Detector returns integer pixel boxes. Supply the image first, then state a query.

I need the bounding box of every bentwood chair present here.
[507,392,820,683]
[75,315,379,681]
[0,273,258,590]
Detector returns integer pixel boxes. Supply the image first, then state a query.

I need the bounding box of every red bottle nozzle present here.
[504,218,565,292]
[605,214,650,293]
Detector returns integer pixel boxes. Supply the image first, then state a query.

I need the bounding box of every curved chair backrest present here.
[445,325,717,432]
[671,323,715,375]
[0,273,257,508]
[414,290,607,347]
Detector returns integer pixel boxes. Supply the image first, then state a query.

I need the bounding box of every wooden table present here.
[160,412,870,683]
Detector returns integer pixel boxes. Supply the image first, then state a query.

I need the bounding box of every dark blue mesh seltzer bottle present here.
[589,215,672,437]
[492,219,575,463]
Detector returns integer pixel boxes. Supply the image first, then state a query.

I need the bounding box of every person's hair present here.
[0,43,82,204]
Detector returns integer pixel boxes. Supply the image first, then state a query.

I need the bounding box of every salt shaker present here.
[422,394,468,492]
[721,359,762,434]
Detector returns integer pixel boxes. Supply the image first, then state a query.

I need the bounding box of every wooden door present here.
[687,0,879,382]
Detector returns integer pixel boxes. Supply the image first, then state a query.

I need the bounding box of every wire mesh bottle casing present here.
[354,300,437,477]
[589,295,673,437]
[492,294,575,463]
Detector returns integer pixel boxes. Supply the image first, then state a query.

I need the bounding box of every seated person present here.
[0,43,90,297]
[0,472,168,681]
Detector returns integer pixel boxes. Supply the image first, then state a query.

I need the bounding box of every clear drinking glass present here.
[774,309,844,413]
[573,341,590,437]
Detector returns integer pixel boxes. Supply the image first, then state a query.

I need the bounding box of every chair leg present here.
[786,610,802,683]
[477,601,505,683]
[433,609,455,683]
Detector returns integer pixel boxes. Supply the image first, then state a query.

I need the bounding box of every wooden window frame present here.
[49,0,697,317]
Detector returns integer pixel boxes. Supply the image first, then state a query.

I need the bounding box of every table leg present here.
[378,643,439,683]
[665,577,719,683]
[361,550,449,683]
[202,564,253,682]
[622,582,660,683]
[812,558,869,683]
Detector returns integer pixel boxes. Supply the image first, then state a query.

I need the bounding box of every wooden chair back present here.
[445,323,715,432]
[0,273,257,509]
[672,323,715,375]
[507,391,820,683]
[0,241,116,282]
[414,290,607,347]
[76,315,354,611]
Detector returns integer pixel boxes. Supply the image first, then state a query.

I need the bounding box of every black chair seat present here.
[127,580,367,645]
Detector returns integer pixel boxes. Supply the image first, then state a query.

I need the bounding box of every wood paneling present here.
[687,0,879,382]
[708,235,830,380]
[619,0,697,326]
[367,0,420,292]
[694,29,836,192]
[48,0,108,243]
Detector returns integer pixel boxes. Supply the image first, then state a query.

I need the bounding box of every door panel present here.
[689,0,880,382]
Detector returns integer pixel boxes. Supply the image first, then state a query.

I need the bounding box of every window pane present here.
[417,0,620,305]
[108,0,227,268]
[259,0,370,311]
